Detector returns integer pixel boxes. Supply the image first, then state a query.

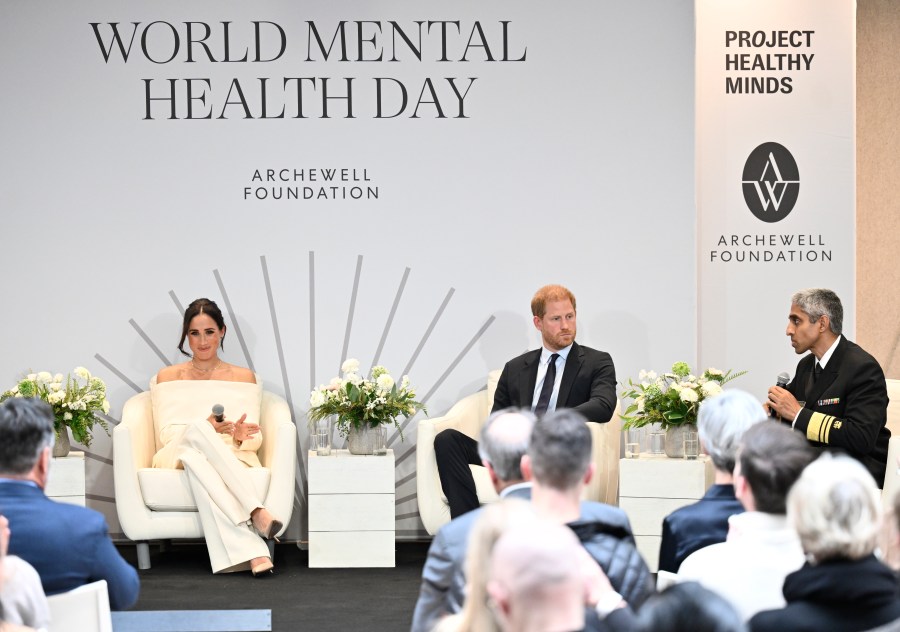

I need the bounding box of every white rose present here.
[37,372,53,383]
[341,358,360,374]
[50,383,62,392]
[73,367,91,380]
[686,374,696,383]
[310,390,326,408]
[680,388,699,403]
[646,371,657,381]
[706,368,723,377]
[345,373,363,387]
[63,412,73,421]
[669,383,682,395]
[47,391,65,404]
[701,382,723,398]
[53,373,64,383]
[26,373,36,381]
[376,374,394,393]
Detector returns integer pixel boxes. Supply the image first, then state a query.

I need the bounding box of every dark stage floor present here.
[118,540,430,632]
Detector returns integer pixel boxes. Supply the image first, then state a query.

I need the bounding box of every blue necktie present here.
[534,353,559,416]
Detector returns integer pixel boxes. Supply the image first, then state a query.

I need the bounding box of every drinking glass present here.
[373,425,388,456]
[625,428,642,459]
[683,429,699,460]
[315,417,333,456]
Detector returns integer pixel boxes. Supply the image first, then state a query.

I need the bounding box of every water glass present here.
[373,425,388,456]
[683,429,699,460]
[649,429,666,455]
[315,418,333,456]
[625,428,641,459]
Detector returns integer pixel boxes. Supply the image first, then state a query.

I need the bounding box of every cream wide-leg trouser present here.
[176,422,270,573]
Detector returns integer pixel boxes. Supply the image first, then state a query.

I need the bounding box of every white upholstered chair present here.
[113,389,297,569]
[416,370,622,535]
[47,580,112,632]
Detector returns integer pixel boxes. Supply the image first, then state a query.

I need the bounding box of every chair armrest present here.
[416,390,490,535]
[259,391,297,535]
[583,401,621,505]
[113,392,157,539]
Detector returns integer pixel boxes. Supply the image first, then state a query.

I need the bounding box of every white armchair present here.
[113,389,297,569]
[416,371,622,535]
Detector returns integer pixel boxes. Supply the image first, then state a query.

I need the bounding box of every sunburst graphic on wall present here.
[91,253,496,542]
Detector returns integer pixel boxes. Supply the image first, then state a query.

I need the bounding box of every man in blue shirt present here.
[0,398,140,610]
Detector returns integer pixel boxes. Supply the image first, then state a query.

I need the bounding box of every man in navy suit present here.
[0,398,140,610]
[767,288,890,486]
[434,284,617,518]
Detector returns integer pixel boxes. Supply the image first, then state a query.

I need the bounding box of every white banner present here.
[0,1,696,539]
[696,0,856,398]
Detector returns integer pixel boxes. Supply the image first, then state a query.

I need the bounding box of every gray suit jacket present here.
[410,485,532,632]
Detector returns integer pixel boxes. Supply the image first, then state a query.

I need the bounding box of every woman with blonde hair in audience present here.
[433,499,535,632]
[750,453,900,631]
[0,514,46,631]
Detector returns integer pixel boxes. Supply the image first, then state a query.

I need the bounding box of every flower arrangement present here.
[1,368,111,446]
[620,362,746,430]
[307,359,425,439]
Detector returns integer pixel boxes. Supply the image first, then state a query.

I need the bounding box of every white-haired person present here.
[750,454,900,631]
[659,389,767,572]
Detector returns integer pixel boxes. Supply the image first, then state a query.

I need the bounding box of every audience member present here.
[634,582,746,632]
[0,398,139,610]
[412,409,536,632]
[678,422,815,619]
[766,288,889,486]
[659,389,766,572]
[487,520,591,632]
[524,409,653,608]
[750,454,900,631]
[0,514,47,631]
[434,284,617,518]
[433,499,536,632]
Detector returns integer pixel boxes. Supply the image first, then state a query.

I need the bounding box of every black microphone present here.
[775,372,790,389]
[212,404,225,423]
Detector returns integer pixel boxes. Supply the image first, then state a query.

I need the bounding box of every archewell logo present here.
[741,142,800,223]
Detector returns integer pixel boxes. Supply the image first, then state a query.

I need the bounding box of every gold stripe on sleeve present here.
[806,413,836,444]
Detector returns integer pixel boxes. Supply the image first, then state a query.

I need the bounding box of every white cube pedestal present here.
[47,451,86,506]
[307,449,395,568]
[618,454,714,572]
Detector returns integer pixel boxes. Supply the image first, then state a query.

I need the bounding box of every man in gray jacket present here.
[411,408,535,632]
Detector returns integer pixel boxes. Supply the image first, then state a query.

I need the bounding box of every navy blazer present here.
[786,337,890,486]
[491,341,617,423]
[0,481,140,610]
[658,484,743,573]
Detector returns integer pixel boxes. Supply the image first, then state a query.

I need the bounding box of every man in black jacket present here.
[434,284,617,518]
[524,409,653,608]
[766,288,890,486]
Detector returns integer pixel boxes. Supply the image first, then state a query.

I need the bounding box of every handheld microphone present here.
[775,372,790,389]
[212,404,225,423]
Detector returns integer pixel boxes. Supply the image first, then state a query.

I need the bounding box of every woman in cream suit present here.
[153,298,282,576]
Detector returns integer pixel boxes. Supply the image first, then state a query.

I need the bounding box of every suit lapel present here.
[805,337,845,406]
[557,342,582,407]
[521,349,541,407]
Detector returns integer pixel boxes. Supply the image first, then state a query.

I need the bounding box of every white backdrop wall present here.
[696,0,856,398]
[0,1,695,540]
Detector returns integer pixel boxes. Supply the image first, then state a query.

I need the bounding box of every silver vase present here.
[52,427,71,458]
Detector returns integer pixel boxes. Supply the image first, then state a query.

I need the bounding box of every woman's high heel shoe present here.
[250,557,274,577]
[251,509,283,540]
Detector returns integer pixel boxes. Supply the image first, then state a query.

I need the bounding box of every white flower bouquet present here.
[620,362,746,430]
[307,359,425,439]
[1,368,111,446]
